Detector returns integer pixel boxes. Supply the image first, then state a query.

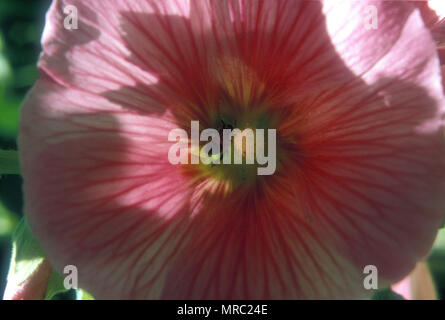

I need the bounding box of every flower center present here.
[193,108,279,192]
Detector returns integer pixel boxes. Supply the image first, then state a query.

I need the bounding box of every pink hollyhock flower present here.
[17,0,445,299]
[417,0,445,91]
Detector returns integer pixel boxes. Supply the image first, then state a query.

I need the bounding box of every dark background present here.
[0,0,444,300]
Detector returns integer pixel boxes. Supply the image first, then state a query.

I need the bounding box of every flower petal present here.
[20,76,195,298]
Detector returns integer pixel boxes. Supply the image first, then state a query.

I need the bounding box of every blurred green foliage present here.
[0,0,443,300]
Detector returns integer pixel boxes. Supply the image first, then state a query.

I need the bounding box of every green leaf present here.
[0,199,19,238]
[4,218,51,299]
[6,217,94,300]
[6,218,46,287]
[0,150,20,175]
[433,229,445,251]
[44,270,69,300]
[0,32,12,88]
[0,97,20,139]
[5,218,72,299]
[371,287,405,300]
[76,289,95,300]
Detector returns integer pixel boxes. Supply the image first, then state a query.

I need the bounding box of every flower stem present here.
[0,150,20,175]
